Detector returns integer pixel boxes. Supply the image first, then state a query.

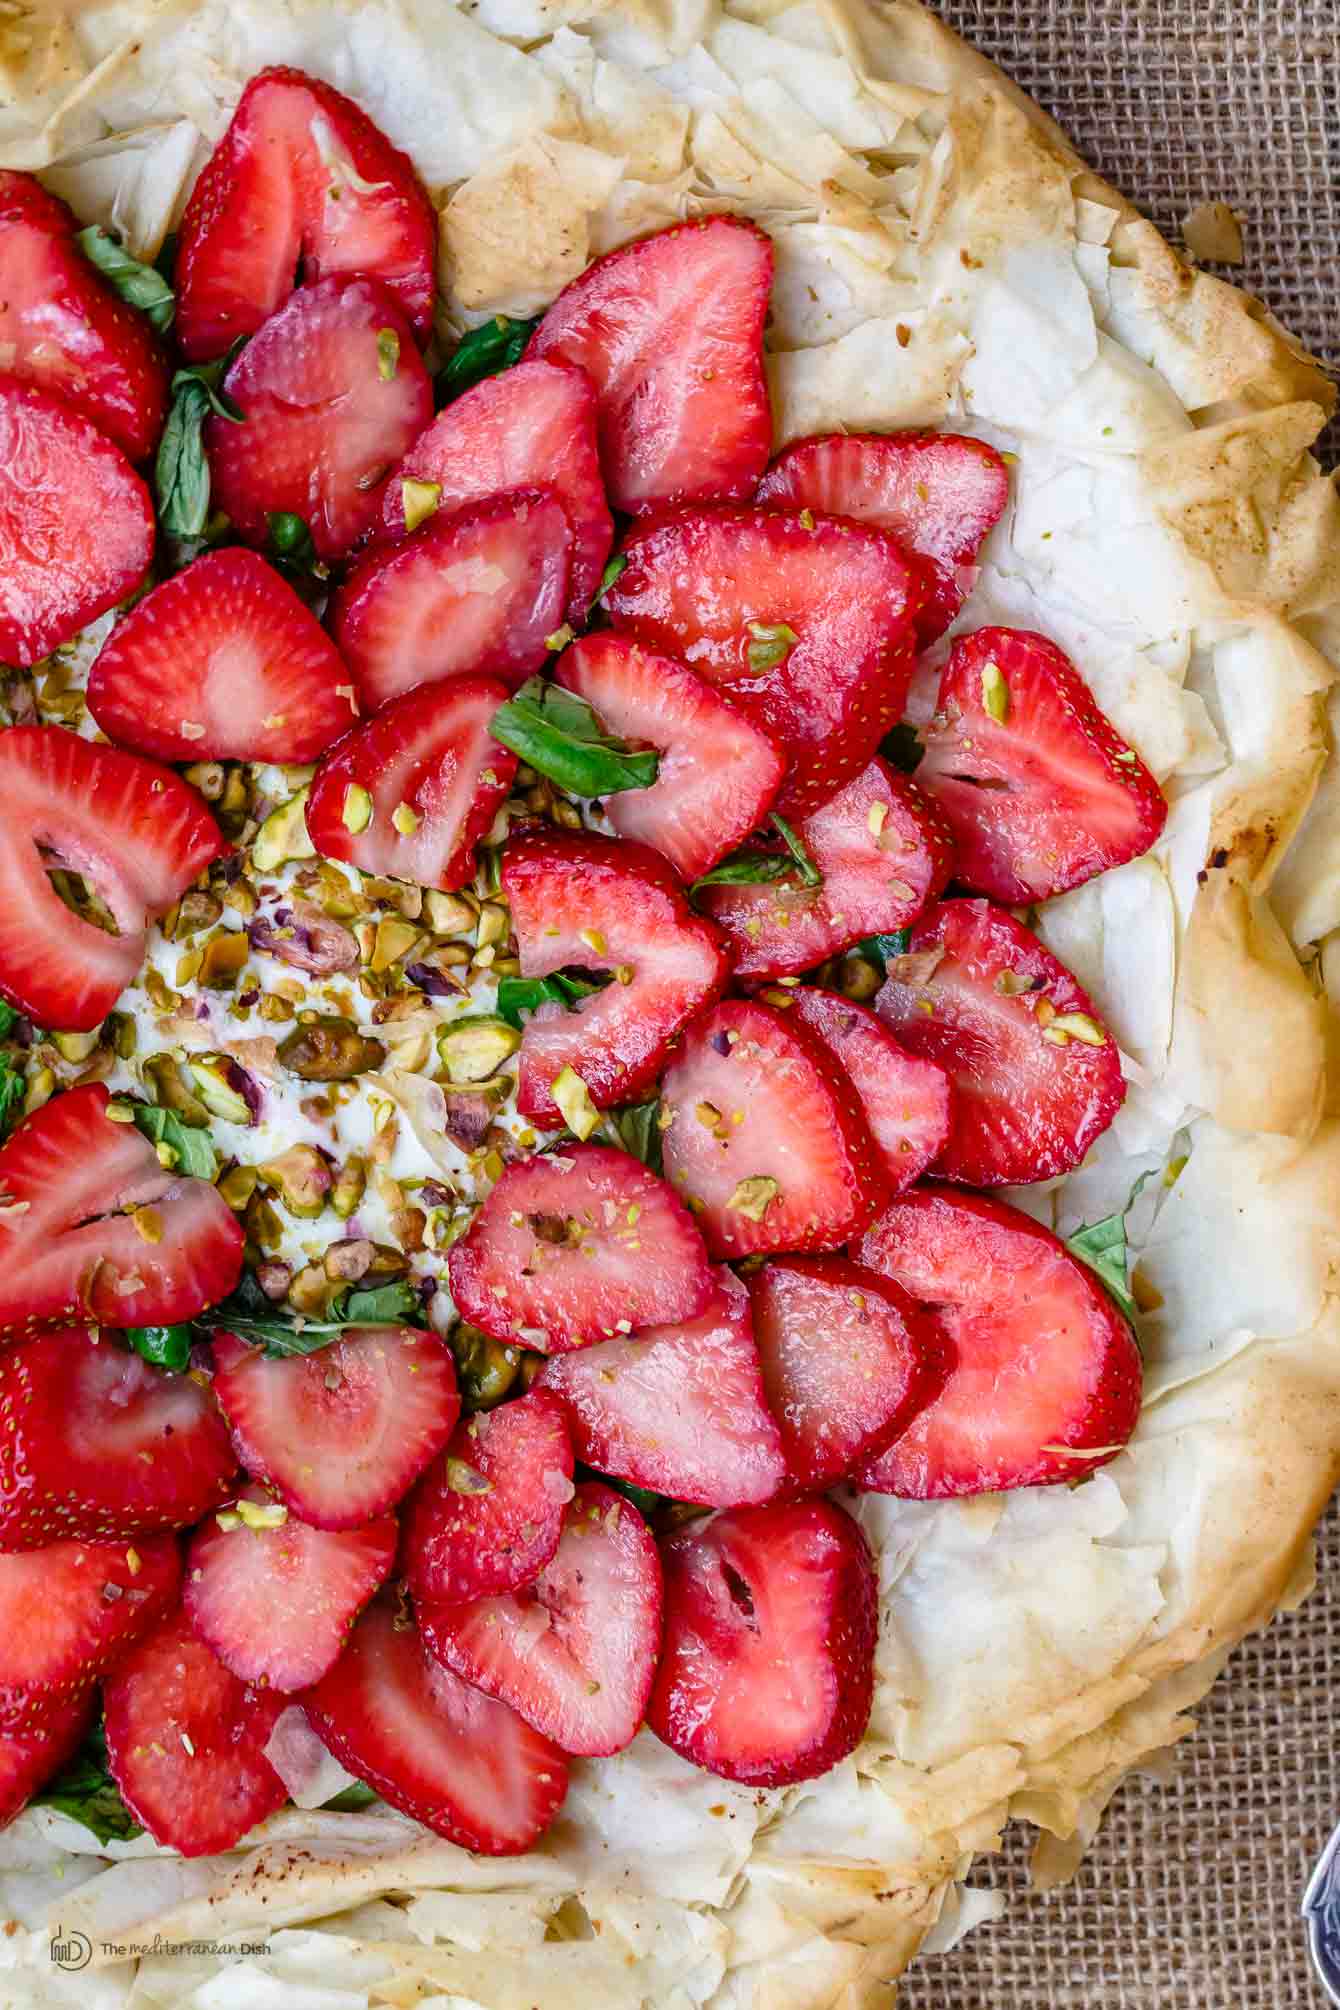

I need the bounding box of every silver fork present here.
[1304,1822,1340,2003]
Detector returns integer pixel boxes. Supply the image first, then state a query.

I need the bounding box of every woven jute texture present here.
[896,6,1340,2005]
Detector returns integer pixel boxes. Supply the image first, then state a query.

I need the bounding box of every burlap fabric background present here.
[896,5,1340,2005]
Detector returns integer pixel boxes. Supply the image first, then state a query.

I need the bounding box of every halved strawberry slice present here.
[176,66,436,361]
[503,830,729,1126]
[855,1188,1143,1496]
[0,1085,244,1342]
[419,1481,661,1757]
[659,1000,888,1259]
[916,627,1169,903]
[87,548,358,765]
[554,633,784,881]
[0,725,227,1032]
[756,432,1010,642]
[332,490,571,709]
[0,172,168,459]
[305,674,515,891]
[0,1694,91,1828]
[0,1326,236,1548]
[698,758,954,980]
[788,986,951,1194]
[747,1256,946,1493]
[210,1325,458,1531]
[537,1267,787,1508]
[606,507,921,814]
[184,1485,396,1692]
[378,358,612,618]
[530,217,773,515]
[0,383,154,667]
[447,1145,714,1353]
[207,275,432,561]
[0,1534,179,1731]
[402,1387,574,1604]
[875,899,1125,1185]
[306,1593,569,1854]
[647,1498,876,1786]
[103,1609,287,1856]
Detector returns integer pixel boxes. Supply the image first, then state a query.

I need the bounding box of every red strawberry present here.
[419,1481,662,1757]
[855,1187,1143,1495]
[698,758,953,980]
[402,1388,574,1603]
[0,1326,236,1547]
[103,1610,287,1855]
[916,627,1169,903]
[875,899,1125,1185]
[530,218,773,515]
[332,490,571,709]
[788,986,951,1194]
[756,432,1010,642]
[647,1498,876,1786]
[0,1085,244,1341]
[207,275,432,561]
[747,1256,946,1493]
[659,1000,888,1259]
[0,173,168,459]
[606,506,921,814]
[183,1485,396,1691]
[88,549,358,765]
[503,830,729,1125]
[537,1267,787,1508]
[176,67,436,361]
[554,633,784,881]
[305,1593,569,1854]
[378,359,612,618]
[0,1695,92,1829]
[448,1145,714,1353]
[0,1534,179,1731]
[0,383,154,667]
[305,674,515,891]
[0,725,226,1032]
[210,1325,459,1531]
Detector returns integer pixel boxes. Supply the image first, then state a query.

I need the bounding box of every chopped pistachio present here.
[422,889,476,935]
[51,1028,101,1064]
[980,660,1010,723]
[552,800,582,830]
[330,1154,368,1220]
[258,993,295,1024]
[438,1017,522,1085]
[258,1142,333,1219]
[105,1011,137,1060]
[839,957,882,1002]
[391,801,420,836]
[552,1065,600,1140]
[217,1165,259,1212]
[727,1175,779,1221]
[401,477,441,534]
[446,1456,493,1496]
[1046,1010,1108,1047]
[252,787,316,872]
[286,1262,344,1317]
[475,900,509,951]
[182,761,227,802]
[222,877,259,920]
[21,1067,53,1117]
[545,624,575,652]
[244,1191,284,1252]
[278,1015,386,1081]
[234,1497,288,1531]
[376,327,400,380]
[342,783,373,834]
[745,621,798,675]
[198,931,250,990]
[188,1055,254,1125]
[170,889,223,940]
[369,917,423,973]
[143,1053,211,1126]
[450,1323,522,1411]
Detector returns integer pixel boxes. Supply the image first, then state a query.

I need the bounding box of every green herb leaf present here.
[596,1473,664,1519]
[344,1279,424,1325]
[690,814,822,894]
[76,225,175,333]
[854,929,912,971]
[0,1059,24,1144]
[597,555,628,599]
[33,1720,143,1845]
[1066,1213,1135,1322]
[321,1781,379,1812]
[879,722,924,774]
[196,1274,424,1359]
[489,677,659,798]
[124,1324,194,1371]
[745,621,798,675]
[268,511,314,559]
[0,1001,20,1040]
[130,1103,217,1181]
[154,357,243,540]
[495,972,605,1030]
[599,1099,663,1175]
[439,315,539,401]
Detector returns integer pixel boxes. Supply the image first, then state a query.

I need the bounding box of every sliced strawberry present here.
[402,1388,574,1603]
[756,432,1010,642]
[103,1609,287,1855]
[332,490,571,710]
[176,66,436,361]
[0,1326,235,1548]
[87,548,358,765]
[554,633,784,881]
[0,1694,92,1829]
[305,1593,569,1853]
[530,217,773,515]
[698,758,954,980]
[0,383,154,667]
[0,172,168,459]
[210,1325,458,1531]
[659,1000,887,1259]
[537,1267,787,1507]
[448,1145,714,1353]
[0,1534,179,1731]
[647,1498,876,1786]
[305,674,515,891]
[207,275,432,561]
[0,1085,244,1342]
[377,358,612,617]
[855,1188,1143,1496]
[503,830,729,1125]
[606,507,921,815]
[419,1481,661,1757]
[916,627,1169,903]
[875,899,1125,1185]
[788,987,951,1194]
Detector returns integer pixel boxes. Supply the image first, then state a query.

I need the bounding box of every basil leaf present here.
[854,929,912,971]
[321,1781,379,1812]
[344,1279,423,1325]
[691,815,821,894]
[33,1720,143,1845]
[125,1324,194,1371]
[197,1274,424,1359]
[1066,1212,1136,1323]
[745,621,798,675]
[76,225,175,333]
[597,554,628,599]
[439,315,539,401]
[489,677,659,798]
[269,511,314,559]
[495,972,605,1030]
[599,1099,663,1175]
[770,815,822,887]
[880,722,924,774]
[0,1001,18,1040]
[596,1473,664,1519]
[0,1060,24,1143]
[130,1103,217,1181]
[155,357,245,538]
